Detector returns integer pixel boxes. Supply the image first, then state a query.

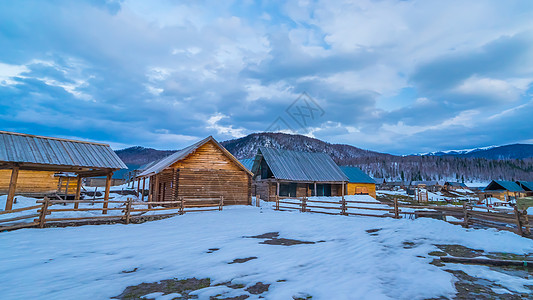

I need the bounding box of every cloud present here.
[0,0,532,154]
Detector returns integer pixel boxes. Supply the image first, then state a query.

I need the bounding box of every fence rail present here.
[0,196,225,231]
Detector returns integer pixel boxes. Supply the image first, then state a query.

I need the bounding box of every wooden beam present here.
[5,166,20,211]
[74,175,82,209]
[141,177,146,202]
[102,172,113,214]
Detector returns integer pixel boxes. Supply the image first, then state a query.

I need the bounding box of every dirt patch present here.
[121,267,138,274]
[245,282,270,295]
[403,241,418,249]
[366,228,381,236]
[429,251,447,257]
[245,232,315,246]
[436,244,484,258]
[228,257,257,264]
[210,295,249,300]
[113,277,210,299]
[207,248,220,253]
[446,269,529,299]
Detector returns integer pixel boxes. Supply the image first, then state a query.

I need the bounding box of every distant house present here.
[339,166,376,198]
[383,181,409,191]
[482,180,526,202]
[410,180,445,192]
[516,181,533,195]
[250,147,348,200]
[137,136,252,205]
[443,181,468,191]
[373,178,386,189]
[0,131,127,211]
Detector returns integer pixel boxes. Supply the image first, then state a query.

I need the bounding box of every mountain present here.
[419,144,533,160]
[114,133,533,181]
[220,132,389,161]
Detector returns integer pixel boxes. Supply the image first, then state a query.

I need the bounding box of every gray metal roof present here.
[252,147,348,182]
[0,131,127,169]
[138,136,252,177]
[339,166,375,184]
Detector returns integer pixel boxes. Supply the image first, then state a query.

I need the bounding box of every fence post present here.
[219,196,224,211]
[301,197,307,213]
[256,194,260,207]
[124,198,132,225]
[39,197,50,229]
[179,196,184,215]
[514,206,524,236]
[275,194,279,211]
[341,196,346,215]
[394,197,399,219]
[462,202,469,228]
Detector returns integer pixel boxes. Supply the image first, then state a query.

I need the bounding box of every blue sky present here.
[1,0,532,155]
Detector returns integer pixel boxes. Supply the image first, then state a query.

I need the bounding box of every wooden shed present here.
[250,147,348,201]
[137,136,252,205]
[339,166,376,198]
[0,131,127,211]
[482,180,526,202]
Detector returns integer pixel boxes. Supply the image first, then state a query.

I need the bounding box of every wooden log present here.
[179,196,184,215]
[219,196,224,211]
[305,204,343,210]
[5,166,20,211]
[47,207,124,212]
[278,205,300,210]
[394,198,400,219]
[515,206,524,236]
[344,205,395,212]
[346,212,389,218]
[301,197,307,213]
[276,181,280,210]
[44,215,124,222]
[124,198,132,224]
[74,175,82,210]
[256,194,260,207]
[102,172,113,214]
[440,256,533,268]
[141,177,146,202]
[463,202,469,228]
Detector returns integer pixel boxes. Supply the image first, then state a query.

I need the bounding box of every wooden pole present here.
[463,202,469,228]
[154,174,160,202]
[141,177,146,202]
[102,172,113,214]
[256,194,260,207]
[39,197,50,228]
[219,196,224,211]
[314,182,317,197]
[74,175,82,210]
[394,197,399,219]
[179,196,184,215]
[124,198,132,224]
[514,206,524,236]
[137,178,141,195]
[276,181,280,210]
[301,196,307,213]
[5,166,20,211]
[64,176,71,199]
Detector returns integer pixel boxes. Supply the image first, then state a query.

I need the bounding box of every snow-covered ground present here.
[1,203,532,299]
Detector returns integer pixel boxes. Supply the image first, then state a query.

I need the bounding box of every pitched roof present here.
[339,166,375,184]
[239,158,254,171]
[252,147,348,182]
[485,180,525,192]
[517,181,533,191]
[138,136,252,177]
[0,130,126,170]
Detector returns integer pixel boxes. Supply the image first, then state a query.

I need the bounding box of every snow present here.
[1,203,532,299]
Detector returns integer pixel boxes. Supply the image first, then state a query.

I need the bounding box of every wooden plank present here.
[344,205,394,212]
[305,204,342,210]
[0,204,42,215]
[45,215,124,222]
[0,213,40,224]
[5,166,19,210]
[346,212,389,218]
[0,221,39,231]
[278,205,300,210]
[47,207,125,212]
[74,175,82,209]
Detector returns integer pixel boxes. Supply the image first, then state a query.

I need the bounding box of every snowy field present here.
[1,202,532,299]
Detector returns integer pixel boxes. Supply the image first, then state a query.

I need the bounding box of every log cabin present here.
[481,180,526,202]
[250,147,348,201]
[0,170,78,196]
[0,131,127,211]
[339,166,376,198]
[516,181,533,196]
[137,136,252,205]
[443,181,468,191]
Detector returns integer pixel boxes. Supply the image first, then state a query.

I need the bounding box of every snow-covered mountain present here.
[417,144,533,160]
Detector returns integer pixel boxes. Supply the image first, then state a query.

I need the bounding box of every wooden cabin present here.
[339,166,376,198]
[0,171,78,196]
[0,131,127,211]
[481,180,526,202]
[516,181,533,196]
[250,147,348,200]
[137,136,252,205]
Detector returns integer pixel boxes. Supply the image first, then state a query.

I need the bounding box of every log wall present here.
[0,170,78,195]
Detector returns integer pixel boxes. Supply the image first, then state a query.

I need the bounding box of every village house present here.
[516,181,533,196]
[0,130,127,211]
[410,180,445,192]
[339,166,376,198]
[482,180,526,202]
[137,136,252,205]
[250,147,348,200]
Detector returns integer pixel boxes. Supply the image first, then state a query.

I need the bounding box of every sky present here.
[1,0,533,155]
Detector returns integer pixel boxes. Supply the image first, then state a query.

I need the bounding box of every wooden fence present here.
[0,196,224,231]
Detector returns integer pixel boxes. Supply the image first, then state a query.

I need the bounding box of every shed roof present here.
[138,136,252,177]
[0,131,126,171]
[485,180,525,192]
[517,181,533,191]
[339,166,375,184]
[252,147,348,182]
